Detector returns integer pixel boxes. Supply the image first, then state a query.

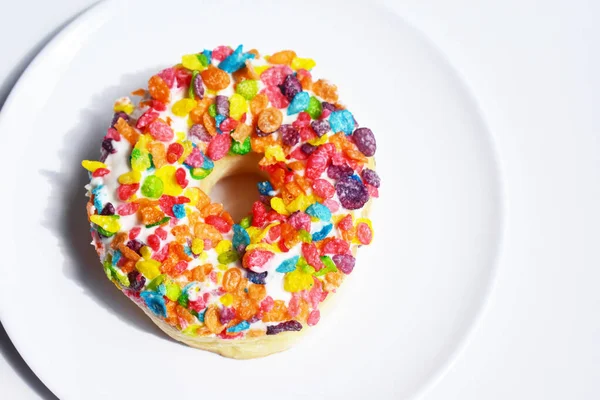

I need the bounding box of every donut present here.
[82,45,380,359]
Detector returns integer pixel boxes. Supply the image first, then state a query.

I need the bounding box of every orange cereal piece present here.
[131,88,146,96]
[195,190,211,211]
[165,301,178,326]
[268,50,296,65]
[297,299,309,322]
[148,75,170,103]
[171,242,191,262]
[194,222,223,243]
[287,161,304,171]
[171,225,191,243]
[231,122,252,143]
[147,142,167,169]
[280,187,295,205]
[281,222,300,249]
[247,329,266,338]
[294,175,311,193]
[325,271,344,289]
[114,118,139,146]
[232,67,252,83]
[200,202,224,218]
[285,181,303,197]
[190,98,212,124]
[118,243,141,261]
[202,112,217,136]
[237,297,258,320]
[204,305,225,334]
[120,260,136,274]
[250,93,268,116]
[250,134,277,154]
[257,108,283,133]
[312,79,339,103]
[201,66,231,91]
[248,49,260,58]
[262,300,289,323]
[110,232,128,250]
[223,268,242,292]
[298,73,312,91]
[220,211,234,226]
[270,167,286,189]
[248,284,266,301]
[176,304,196,325]
[139,206,165,225]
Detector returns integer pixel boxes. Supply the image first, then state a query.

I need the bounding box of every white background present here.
[0,0,598,399]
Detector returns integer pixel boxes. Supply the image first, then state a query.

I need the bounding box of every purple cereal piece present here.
[266,320,303,335]
[280,124,300,146]
[215,95,230,117]
[327,164,354,180]
[219,307,235,325]
[335,175,369,210]
[189,124,212,143]
[126,240,144,255]
[111,112,129,127]
[311,119,330,137]
[300,143,316,155]
[100,202,115,216]
[332,254,356,274]
[102,139,115,154]
[279,74,302,101]
[352,127,376,156]
[246,270,268,285]
[193,72,204,99]
[322,102,336,112]
[128,271,146,291]
[361,168,380,188]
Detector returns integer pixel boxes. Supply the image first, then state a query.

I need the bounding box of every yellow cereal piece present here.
[308,134,329,147]
[113,97,134,114]
[264,145,286,163]
[270,197,290,216]
[182,324,201,336]
[283,269,314,292]
[215,240,233,254]
[229,93,248,120]
[217,271,223,284]
[245,242,280,253]
[184,187,201,207]
[217,264,229,271]
[291,57,316,71]
[81,160,106,172]
[182,54,205,71]
[172,98,198,117]
[155,165,183,196]
[89,214,120,233]
[117,170,141,184]
[176,131,186,142]
[257,222,279,243]
[220,293,234,306]
[246,226,261,243]
[140,246,152,260]
[286,194,316,213]
[178,140,193,163]
[135,259,161,280]
[254,65,269,75]
[191,238,204,255]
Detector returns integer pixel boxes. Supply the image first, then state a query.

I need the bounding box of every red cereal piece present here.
[212,45,234,61]
[159,195,177,217]
[252,201,267,228]
[292,112,311,128]
[136,109,159,129]
[117,183,139,201]
[175,168,188,188]
[205,215,232,233]
[175,67,192,88]
[206,134,231,161]
[147,234,160,251]
[167,143,184,164]
[92,168,110,178]
[290,147,308,160]
[312,179,335,199]
[260,296,275,312]
[338,214,353,231]
[356,222,373,245]
[150,100,166,111]
[220,117,239,133]
[129,227,141,240]
[117,202,139,216]
[152,244,169,262]
[302,242,325,271]
[155,227,167,240]
[299,126,317,141]
[306,152,329,180]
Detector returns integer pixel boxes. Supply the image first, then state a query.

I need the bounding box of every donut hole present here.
[202,153,268,222]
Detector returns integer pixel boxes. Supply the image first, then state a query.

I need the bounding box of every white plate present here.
[0,0,503,398]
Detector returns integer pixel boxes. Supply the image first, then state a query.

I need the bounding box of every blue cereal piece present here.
[287,91,310,115]
[329,109,355,135]
[140,291,167,318]
[92,184,105,212]
[306,202,332,222]
[233,224,251,251]
[257,181,274,196]
[276,255,300,273]
[172,204,186,219]
[215,114,226,133]
[198,309,206,323]
[227,320,250,333]
[202,49,212,65]
[219,45,256,73]
[201,152,214,170]
[312,223,333,241]
[112,250,122,266]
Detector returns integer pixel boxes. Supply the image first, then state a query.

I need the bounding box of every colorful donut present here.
[82,45,380,358]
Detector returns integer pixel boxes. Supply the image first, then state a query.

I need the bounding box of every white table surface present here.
[1,0,598,399]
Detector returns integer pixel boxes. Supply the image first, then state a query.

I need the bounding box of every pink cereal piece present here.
[307,310,321,326]
[129,227,141,240]
[260,64,293,86]
[260,296,275,312]
[212,45,234,61]
[323,199,339,213]
[153,244,169,262]
[184,147,204,168]
[106,127,121,141]
[148,119,174,141]
[136,109,159,129]
[155,227,167,240]
[366,184,379,198]
[261,86,289,109]
[158,67,176,87]
[117,202,139,216]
